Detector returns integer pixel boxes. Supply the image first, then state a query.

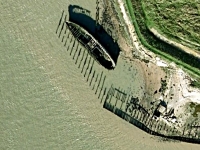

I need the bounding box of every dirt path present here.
[117,0,139,52]
[150,27,200,59]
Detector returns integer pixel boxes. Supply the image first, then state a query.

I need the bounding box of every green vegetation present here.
[124,0,200,87]
[160,78,167,94]
[190,78,200,88]
[142,0,200,51]
[190,102,200,117]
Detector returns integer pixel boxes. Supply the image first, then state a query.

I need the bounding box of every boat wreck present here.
[66,21,116,69]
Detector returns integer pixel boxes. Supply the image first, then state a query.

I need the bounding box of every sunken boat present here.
[66,21,116,69]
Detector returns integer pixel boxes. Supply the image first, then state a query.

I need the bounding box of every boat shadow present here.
[68,5,120,67]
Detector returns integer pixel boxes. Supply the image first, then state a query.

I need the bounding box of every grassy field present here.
[124,0,200,88]
[142,0,200,51]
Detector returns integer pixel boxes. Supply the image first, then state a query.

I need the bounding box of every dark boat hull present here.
[66,21,116,69]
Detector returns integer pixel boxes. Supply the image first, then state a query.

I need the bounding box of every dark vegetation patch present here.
[190,79,200,89]
[190,102,200,117]
[160,78,167,94]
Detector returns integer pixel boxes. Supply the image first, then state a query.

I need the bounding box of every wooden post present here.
[101,87,107,103]
[96,0,99,26]
[95,71,103,94]
[58,17,65,38]
[89,70,95,86]
[81,52,88,73]
[108,85,113,103]
[56,10,64,34]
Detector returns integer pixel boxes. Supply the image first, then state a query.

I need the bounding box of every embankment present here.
[124,0,200,78]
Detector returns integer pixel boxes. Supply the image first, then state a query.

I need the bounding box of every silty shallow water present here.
[0,0,200,149]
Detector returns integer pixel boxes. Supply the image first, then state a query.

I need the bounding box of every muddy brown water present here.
[0,0,200,149]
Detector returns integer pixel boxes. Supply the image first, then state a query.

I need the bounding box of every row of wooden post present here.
[104,85,200,141]
[56,10,108,104]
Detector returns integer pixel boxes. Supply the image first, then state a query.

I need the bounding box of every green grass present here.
[142,0,200,51]
[124,0,200,88]
[190,102,200,117]
[190,78,200,88]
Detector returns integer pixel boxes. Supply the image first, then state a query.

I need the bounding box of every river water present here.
[0,0,200,149]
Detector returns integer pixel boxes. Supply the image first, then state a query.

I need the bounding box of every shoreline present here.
[115,0,200,141]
